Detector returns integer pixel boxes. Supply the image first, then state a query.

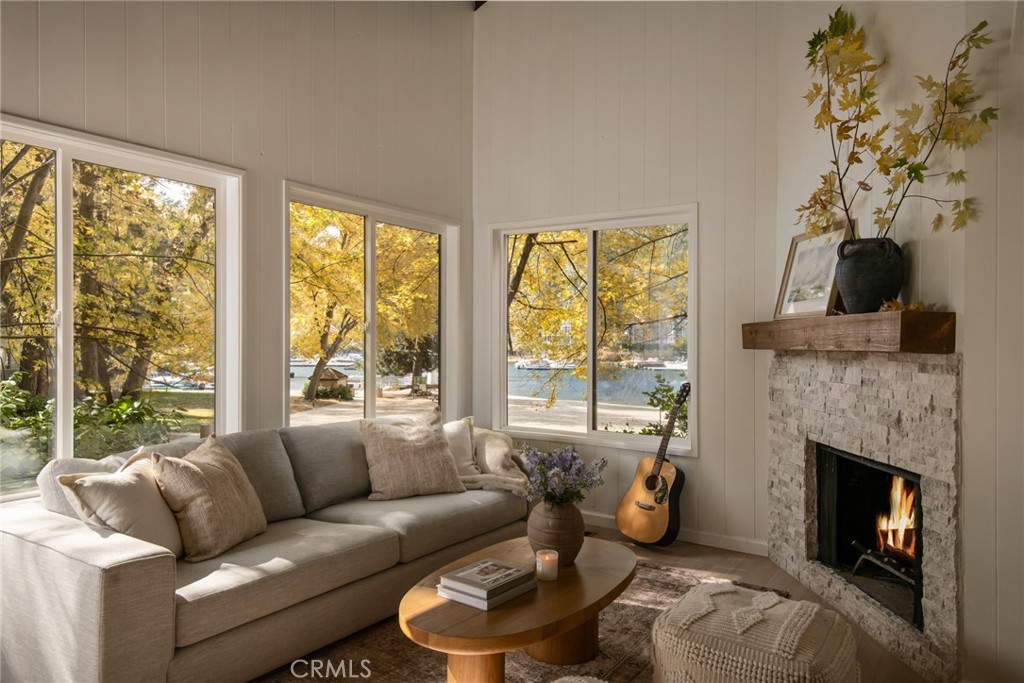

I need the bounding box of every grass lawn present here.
[145,390,214,435]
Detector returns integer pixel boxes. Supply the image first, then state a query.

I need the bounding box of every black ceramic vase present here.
[834,237,905,314]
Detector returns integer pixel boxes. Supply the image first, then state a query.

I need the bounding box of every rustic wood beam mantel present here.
[741,311,956,354]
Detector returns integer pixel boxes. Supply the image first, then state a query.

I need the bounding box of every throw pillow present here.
[443,416,479,476]
[360,412,466,500]
[152,437,267,562]
[58,449,184,556]
[39,456,122,518]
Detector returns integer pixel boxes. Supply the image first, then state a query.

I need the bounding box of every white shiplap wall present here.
[0,0,474,428]
[960,2,1024,680]
[472,1,779,555]
[775,3,1024,680]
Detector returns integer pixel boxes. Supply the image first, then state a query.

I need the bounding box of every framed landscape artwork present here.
[774,225,852,319]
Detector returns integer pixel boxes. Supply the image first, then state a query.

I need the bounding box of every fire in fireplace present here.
[816,444,924,629]
[877,475,916,562]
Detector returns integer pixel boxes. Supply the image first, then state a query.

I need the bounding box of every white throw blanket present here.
[461,427,528,496]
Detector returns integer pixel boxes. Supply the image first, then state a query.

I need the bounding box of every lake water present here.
[507,363,686,406]
[290,362,687,406]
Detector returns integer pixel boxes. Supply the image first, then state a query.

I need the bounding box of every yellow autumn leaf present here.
[897,102,924,128]
[814,103,839,129]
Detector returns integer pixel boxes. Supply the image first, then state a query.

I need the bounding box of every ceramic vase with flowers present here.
[522,445,606,566]
[797,7,997,313]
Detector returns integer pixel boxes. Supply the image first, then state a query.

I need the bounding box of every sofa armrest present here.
[1,500,176,683]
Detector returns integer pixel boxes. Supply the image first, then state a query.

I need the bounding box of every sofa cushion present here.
[111,436,204,462]
[58,450,184,556]
[153,439,267,562]
[307,490,527,562]
[214,429,305,522]
[174,518,399,647]
[280,417,412,513]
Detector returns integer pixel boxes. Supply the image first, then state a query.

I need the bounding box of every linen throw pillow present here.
[360,413,466,500]
[152,437,267,562]
[58,449,184,557]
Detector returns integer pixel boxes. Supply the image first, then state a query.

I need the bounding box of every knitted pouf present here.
[652,583,860,683]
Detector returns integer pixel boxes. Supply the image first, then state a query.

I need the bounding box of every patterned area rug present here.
[256,560,787,683]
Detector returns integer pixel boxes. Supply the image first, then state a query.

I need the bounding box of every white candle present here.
[536,550,559,581]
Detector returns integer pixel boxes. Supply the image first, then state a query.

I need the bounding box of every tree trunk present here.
[15,336,51,396]
[0,154,53,293]
[303,304,357,401]
[304,357,330,401]
[506,234,537,356]
[74,168,114,403]
[409,342,422,395]
[121,345,152,399]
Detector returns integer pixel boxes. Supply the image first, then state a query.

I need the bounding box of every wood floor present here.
[588,527,925,683]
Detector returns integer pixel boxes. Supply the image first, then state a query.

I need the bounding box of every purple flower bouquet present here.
[521,445,607,506]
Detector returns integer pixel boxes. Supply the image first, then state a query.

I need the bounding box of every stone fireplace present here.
[767,351,961,682]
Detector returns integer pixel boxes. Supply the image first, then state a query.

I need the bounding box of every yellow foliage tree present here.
[289,203,364,400]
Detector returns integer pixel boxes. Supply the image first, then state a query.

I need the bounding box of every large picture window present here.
[503,209,694,444]
[287,186,449,424]
[0,117,241,496]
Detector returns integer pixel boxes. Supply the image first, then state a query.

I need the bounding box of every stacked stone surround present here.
[767,351,961,683]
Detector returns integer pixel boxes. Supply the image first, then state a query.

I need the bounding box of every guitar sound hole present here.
[644,475,661,491]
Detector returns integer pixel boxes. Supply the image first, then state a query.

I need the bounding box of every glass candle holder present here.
[536,549,559,580]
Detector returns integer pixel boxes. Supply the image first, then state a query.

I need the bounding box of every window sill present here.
[0,488,41,504]
[498,426,695,458]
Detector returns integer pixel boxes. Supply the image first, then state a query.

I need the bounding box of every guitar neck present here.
[651,383,690,477]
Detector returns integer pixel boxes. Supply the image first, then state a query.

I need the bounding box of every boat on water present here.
[289,355,359,368]
[619,357,688,371]
[146,373,213,391]
[514,358,578,371]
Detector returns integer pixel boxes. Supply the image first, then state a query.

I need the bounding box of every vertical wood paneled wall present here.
[961,3,1024,680]
[0,0,474,428]
[775,3,1023,680]
[3,0,1020,677]
[472,1,779,554]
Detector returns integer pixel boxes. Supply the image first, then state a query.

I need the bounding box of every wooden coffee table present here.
[398,536,636,683]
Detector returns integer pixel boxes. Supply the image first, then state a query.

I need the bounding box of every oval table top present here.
[398,536,637,656]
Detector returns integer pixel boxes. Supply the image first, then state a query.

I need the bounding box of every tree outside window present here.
[1,140,219,494]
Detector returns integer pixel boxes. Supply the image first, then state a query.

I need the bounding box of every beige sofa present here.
[0,420,528,683]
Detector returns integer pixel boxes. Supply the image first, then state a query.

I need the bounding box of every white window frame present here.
[490,205,698,457]
[0,114,244,461]
[283,182,460,423]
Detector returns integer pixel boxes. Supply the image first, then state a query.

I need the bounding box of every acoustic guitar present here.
[615,382,690,546]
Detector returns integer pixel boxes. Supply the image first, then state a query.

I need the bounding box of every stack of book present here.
[436,558,537,610]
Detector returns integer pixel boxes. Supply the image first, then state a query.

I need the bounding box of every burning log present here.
[881,537,916,566]
[876,475,917,561]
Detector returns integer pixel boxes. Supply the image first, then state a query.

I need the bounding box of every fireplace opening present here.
[816,444,924,629]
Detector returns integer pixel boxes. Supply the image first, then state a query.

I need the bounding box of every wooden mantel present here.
[741,310,956,354]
